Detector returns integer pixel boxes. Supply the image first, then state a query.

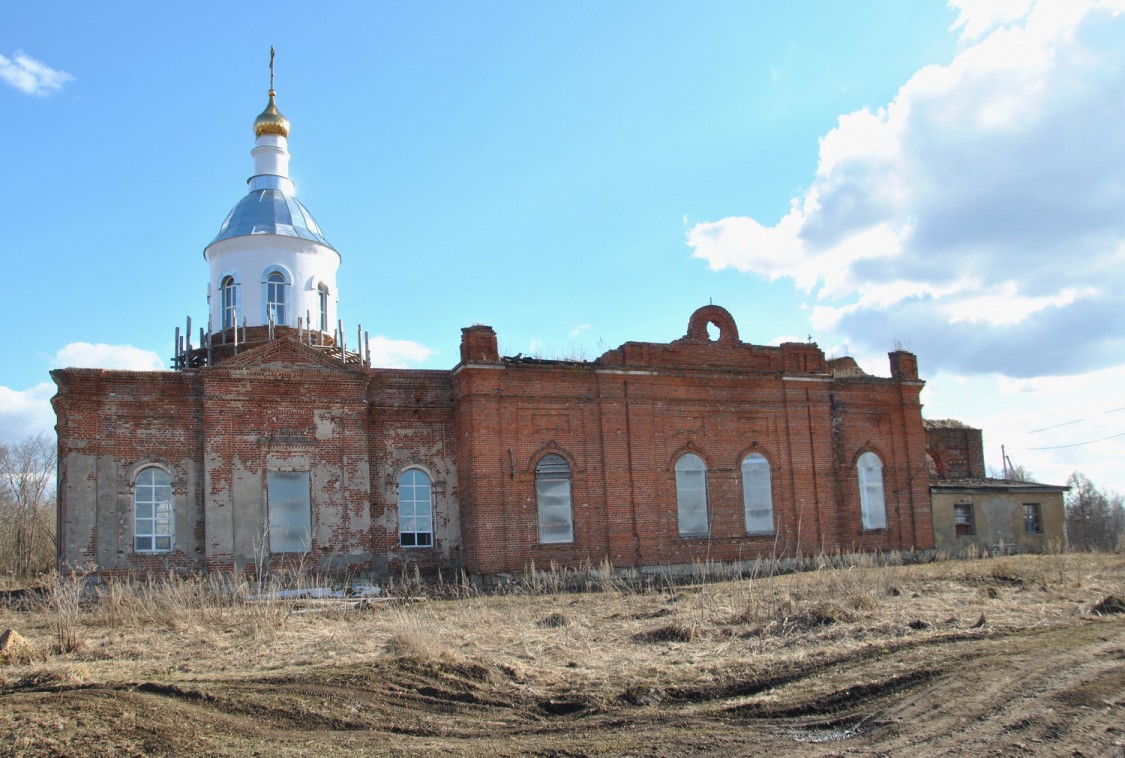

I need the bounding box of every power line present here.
[1028,406,1125,434]
[1028,431,1125,450]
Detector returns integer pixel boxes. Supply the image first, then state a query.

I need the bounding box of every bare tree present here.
[1065,472,1124,552]
[0,433,58,577]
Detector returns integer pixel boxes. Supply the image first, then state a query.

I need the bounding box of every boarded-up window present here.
[535,454,574,544]
[268,471,311,553]
[741,453,774,534]
[675,453,709,537]
[857,452,887,530]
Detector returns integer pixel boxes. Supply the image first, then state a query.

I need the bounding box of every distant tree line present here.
[0,433,57,578]
[1066,471,1125,552]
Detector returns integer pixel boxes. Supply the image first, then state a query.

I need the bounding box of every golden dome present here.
[253,90,290,138]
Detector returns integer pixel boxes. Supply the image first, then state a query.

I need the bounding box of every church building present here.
[52,73,943,578]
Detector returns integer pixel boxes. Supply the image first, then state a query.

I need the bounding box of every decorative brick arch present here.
[684,304,739,344]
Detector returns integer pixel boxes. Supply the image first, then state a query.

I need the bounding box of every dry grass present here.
[0,552,1119,697]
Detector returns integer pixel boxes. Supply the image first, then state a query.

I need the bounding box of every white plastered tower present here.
[204,55,340,339]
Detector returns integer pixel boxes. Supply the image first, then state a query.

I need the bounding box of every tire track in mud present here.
[3,618,1123,756]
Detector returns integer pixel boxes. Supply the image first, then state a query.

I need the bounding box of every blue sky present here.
[3,1,1124,494]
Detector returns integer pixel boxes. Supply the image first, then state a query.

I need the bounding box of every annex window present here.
[134,467,173,553]
[675,453,709,537]
[857,451,887,530]
[741,453,774,534]
[266,271,288,325]
[398,469,434,548]
[1023,503,1042,534]
[535,454,574,543]
[954,501,975,536]
[220,275,239,330]
[318,283,329,332]
[267,471,311,553]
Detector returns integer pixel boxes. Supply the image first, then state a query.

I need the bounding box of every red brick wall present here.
[54,307,936,579]
[451,307,934,575]
[925,425,986,479]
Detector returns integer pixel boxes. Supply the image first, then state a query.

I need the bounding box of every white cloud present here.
[0,383,56,444]
[949,0,1036,42]
[52,342,165,372]
[367,337,434,368]
[0,51,73,95]
[688,0,1125,378]
[569,324,591,338]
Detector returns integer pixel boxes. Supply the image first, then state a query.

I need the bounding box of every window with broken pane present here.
[954,502,974,536]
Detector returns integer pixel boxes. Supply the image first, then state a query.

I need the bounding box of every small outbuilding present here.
[925,420,1068,553]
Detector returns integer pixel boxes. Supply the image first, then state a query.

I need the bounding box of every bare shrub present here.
[48,572,86,654]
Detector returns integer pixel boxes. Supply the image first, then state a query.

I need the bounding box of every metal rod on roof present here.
[364,331,370,367]
[186,317,192,354]
[338,320,345,360]
[356,324,362,363]
[233,309,239,355]
[174,326,181,369]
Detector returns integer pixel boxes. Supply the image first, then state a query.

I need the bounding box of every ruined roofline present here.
[924,418,977,430]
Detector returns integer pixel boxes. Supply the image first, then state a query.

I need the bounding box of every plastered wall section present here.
[931,490,1066,553]
[199,340,375,574]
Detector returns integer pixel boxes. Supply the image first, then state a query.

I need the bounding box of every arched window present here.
[398,469,433,547]
[741,453,773,534]
[535,454,573,543]
[857,452,887,530]
[318,283,329,332]
[675,453,709,537]
[266,271,287,325]
[134,467,173,553]
[220,276,238,330]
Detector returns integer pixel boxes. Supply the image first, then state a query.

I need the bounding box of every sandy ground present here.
[1,553,1122,756]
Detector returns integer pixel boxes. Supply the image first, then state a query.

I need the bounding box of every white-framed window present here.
[535,454,574,543]
[220,275,239,330]
[1023,503,1042,534]
[675,453,709,537]
[134,466,173,553]
[857,451,887,530]
[266,271,288,325]
[398,469,434,547]
[741,453,774,534]
[267,471,311,553]
[318,283,329,333]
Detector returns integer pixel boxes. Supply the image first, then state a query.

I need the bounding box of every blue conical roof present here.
[208,189,335,250]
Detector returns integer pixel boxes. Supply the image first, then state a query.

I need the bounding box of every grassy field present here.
[1,552,1123,756]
